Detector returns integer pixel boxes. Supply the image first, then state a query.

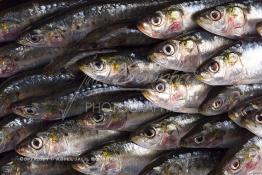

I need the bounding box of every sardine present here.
[229,96,262,137]
[148,30,234,72]
[196,0,262,39]
[200,84,262,116]
[143,73,211,113]
[212,136,262,175]
[196,40,262,85]
[78,95,167,131]
[0,0,89,42]
[16,119,125,159]
[131,113,203,150]
[181,116,252,148]
[73,140,163,175]
[18,0,176,47]
[79,49,168,87]
[140,150,224,175]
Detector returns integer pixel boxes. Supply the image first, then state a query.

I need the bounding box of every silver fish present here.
[197,40,262,85]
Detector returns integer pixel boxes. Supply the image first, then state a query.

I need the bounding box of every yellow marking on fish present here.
[102,150,113,158]
[48,131,59,142]
[170,10,181,20]
[0,23,9,33]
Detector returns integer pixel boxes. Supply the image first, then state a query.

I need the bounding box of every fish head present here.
[16,132,51,159]
[229,102,258,126]
[137,8,184,39]
[18,26,66,47]
[200,90,241,116]
[196,3,247,39]
[149,38,199,70]
[79,55,126,83]
[131,119,178,149]
[181,122,223,148]
[78,109,126,130]
[143,75,187,111]
[0,55,17,78]
[73,150,121,175]
[0,20,21,42]
[242,112,262,137]
[221,146,261,175]
[196,51,242,85]
[12,101,62,120]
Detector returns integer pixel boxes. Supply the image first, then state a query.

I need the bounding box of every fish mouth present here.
[137,22,153,38]
[15,145,31,157]
[72,163,87,174]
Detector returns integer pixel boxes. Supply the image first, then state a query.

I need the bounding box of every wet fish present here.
[0,69,80,117]
[140,150,224,175]
[148,30,234,72]
[0,43,66,78]
[229,96,262,137]
[79,49,168,87]
[0,0,89,42]
[18,0,176,47]
[80,23,158,50]
[200,84,262,116]
[196,40,262,85]
[181,116,252,148]
[0,115,44,154]
[131,113,203,150]
[212,136,262,175]
[196,0,262,39]
[143,73,211,113]
[137,0,231,39]
[0,153,78,175]
[257,22,262,36]
[12,81,138,120]
[78,95,167,131]
[73,140,163,175]
[16,119,124,159]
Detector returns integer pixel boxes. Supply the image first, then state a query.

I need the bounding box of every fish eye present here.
[210,10,222,21]
[24,106,37,115]
[92,113,105,123]
[155,82,166,93]
[150,13,163,26]
[208,61,220,73]
[212,98,223,110]
[85,154,97,166]
[143,127,156,138]
[230,159,241,170]
[163,44,175,56]
[29,32,43,43]
[31,137,43,150]
[255,114,262,124]
[194,135,205,144]
[92,61,105,71]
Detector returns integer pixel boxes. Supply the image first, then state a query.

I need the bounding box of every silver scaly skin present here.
[140,150,224,175]
[200,84,262,116]
[137,0,232,39]
[73,140,163,175]
[0,0,89,42]
[79,49,168,87]
[229,96,262,137]
[16,119,124,159]
[148,30,234,72]
[196,0,262,39]
[196,41,262,85]
[181,117,252,148]
[213,136,262,175]
[131,113,203,150]
[143,73,211,113]
[78,95,167,131]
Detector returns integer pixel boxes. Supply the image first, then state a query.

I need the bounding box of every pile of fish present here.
[0,0,261,174]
